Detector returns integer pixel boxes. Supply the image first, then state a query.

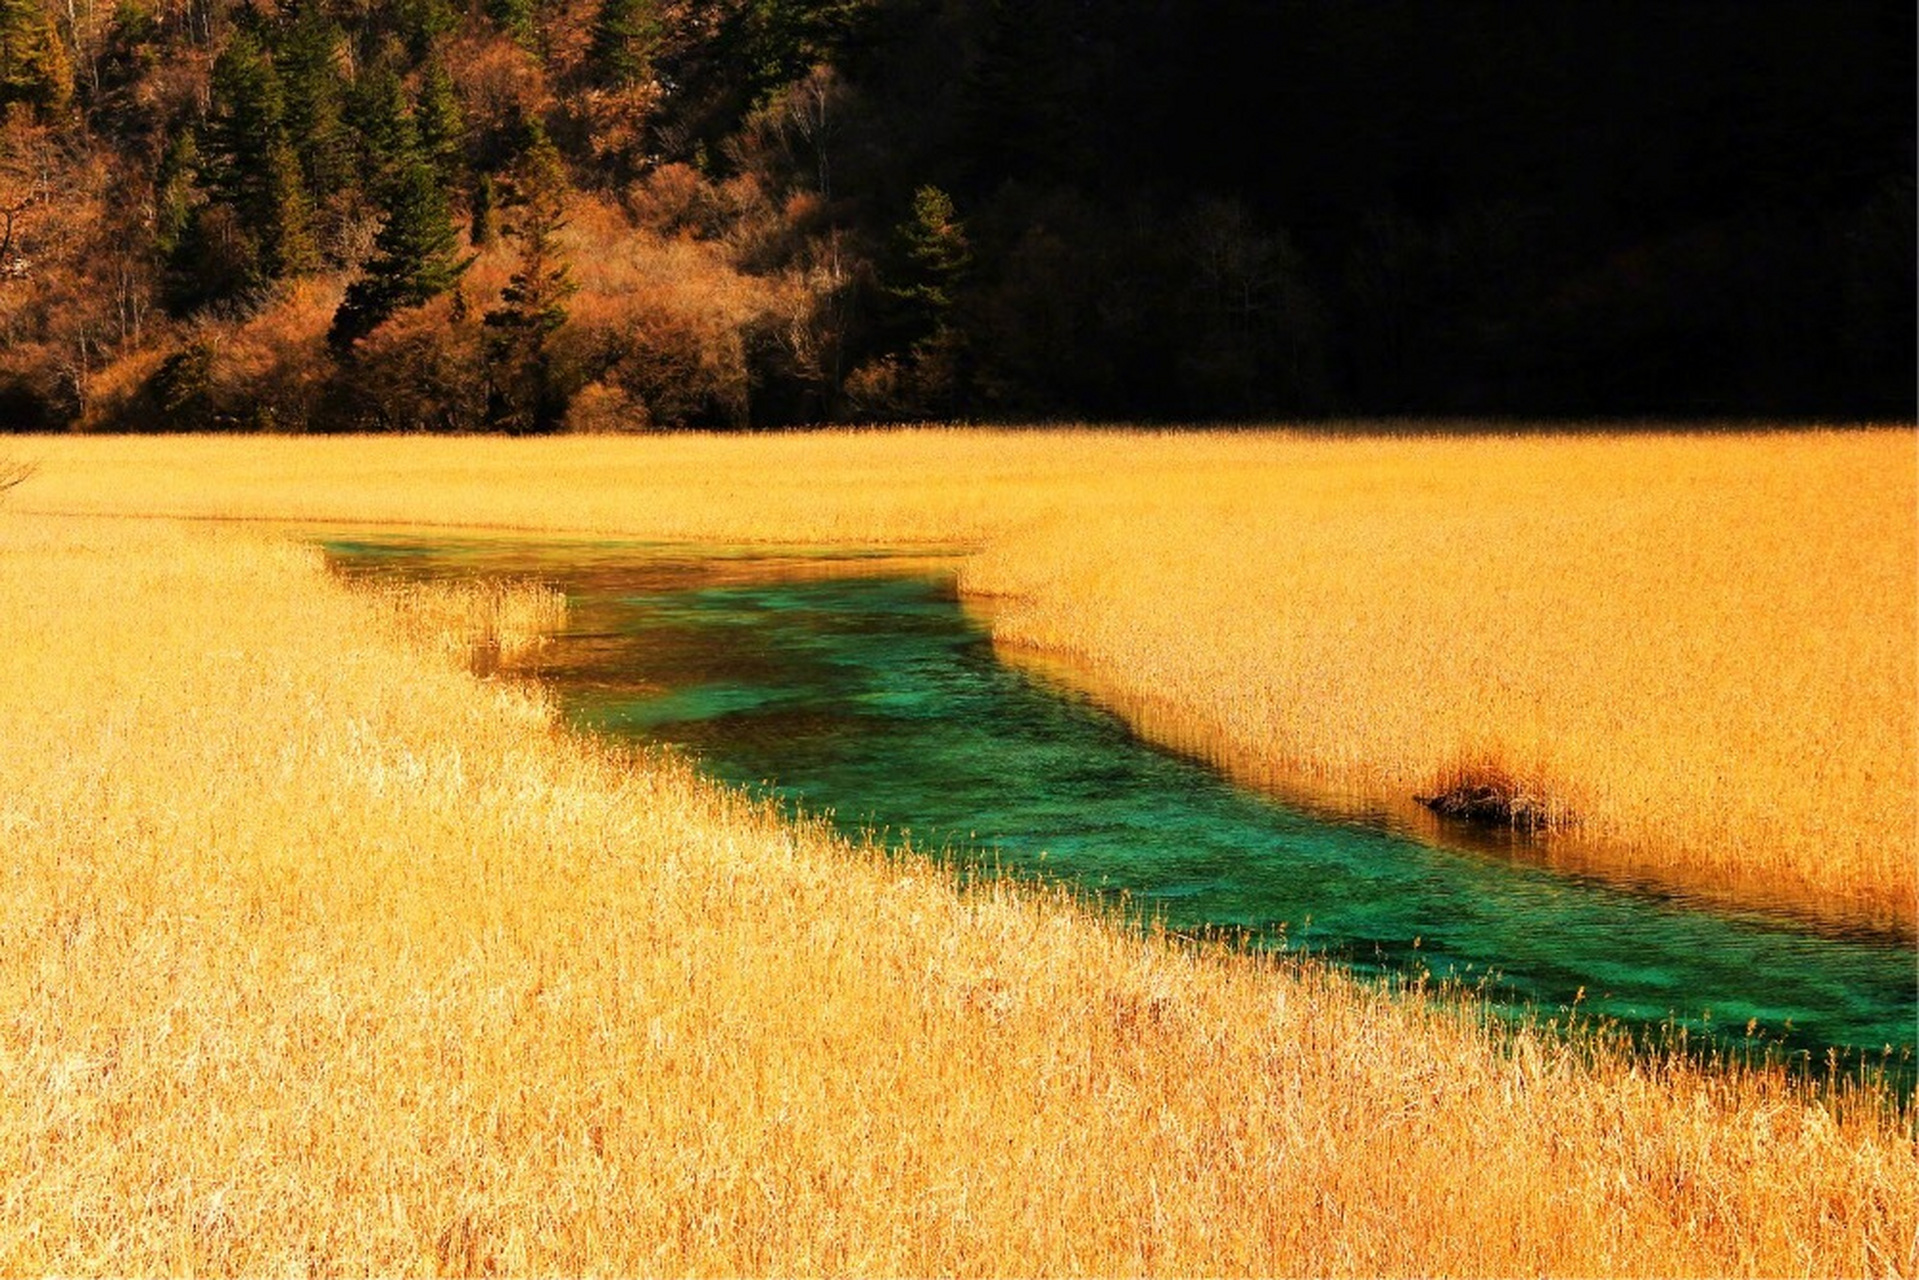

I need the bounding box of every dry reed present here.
[0,510,1912,1274]
[366,577,569,673]
[11,427,1914,926]
[0,455,34,497]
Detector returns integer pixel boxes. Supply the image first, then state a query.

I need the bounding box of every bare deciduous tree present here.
[783,64,843,203]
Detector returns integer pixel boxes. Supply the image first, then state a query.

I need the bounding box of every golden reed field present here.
[14,427,1916,927]
[0,428,1914,1272]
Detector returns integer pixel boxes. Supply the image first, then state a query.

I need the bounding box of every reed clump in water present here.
[0,510,1912,1274]
[367,576,568,673]
[1417,758,1570,829]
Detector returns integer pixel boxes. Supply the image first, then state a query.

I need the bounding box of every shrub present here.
[0,351,62,430]
[322,292,486,432]
[556,206,773,427]
[561,380,645,433]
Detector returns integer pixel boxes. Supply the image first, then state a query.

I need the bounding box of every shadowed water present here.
[328,535,1918,1080]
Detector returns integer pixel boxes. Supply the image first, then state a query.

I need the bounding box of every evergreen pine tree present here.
[200,30,317,284]
[890,184,969,330]
[274,0,352,205]
[726,0,866,105]
[484,0,535,49]
[415,54,464,190]
[347,57,417,196]
[260,135,318,276]
[329,150,472,351]
[483,126,575,433]
[0,0,72,118]
[587,0,657,88]
[202,30,277,203]
[469,171,497,246]
[394,0,457,59]
[879,184,971,415]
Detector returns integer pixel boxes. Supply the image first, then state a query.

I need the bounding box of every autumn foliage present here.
[0,0,1907,432]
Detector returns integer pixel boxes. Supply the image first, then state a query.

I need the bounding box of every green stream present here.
[328,535,1917,1083]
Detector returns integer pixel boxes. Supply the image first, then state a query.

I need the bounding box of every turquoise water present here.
[328,536,1917,1078]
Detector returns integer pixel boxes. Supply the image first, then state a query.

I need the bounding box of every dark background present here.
[775,0,1917,419]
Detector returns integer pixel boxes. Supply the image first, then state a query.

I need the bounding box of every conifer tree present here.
[198,30,317,284]
[328,149,471,351]
[0,0,72,119]
[587,0,657,88]
[469,171,497,246]
[202,30,277,196]
[415,54,464,189]
[275,1,352,206]
[260,135,318,276]
[890,184,969,334]
[877,184,971,415]
[482,126,575,433]
[347,56,416,196]
[485,0,535,49]
[394,0,457,59]
[720,0,868,107]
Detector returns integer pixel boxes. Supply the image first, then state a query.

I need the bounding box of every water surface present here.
[328,535,1917,1079]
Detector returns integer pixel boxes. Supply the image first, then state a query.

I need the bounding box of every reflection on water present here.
[327,534,1918,1081]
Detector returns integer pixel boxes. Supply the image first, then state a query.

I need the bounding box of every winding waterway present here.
[328,534,1917,1080]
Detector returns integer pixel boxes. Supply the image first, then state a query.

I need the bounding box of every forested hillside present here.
[0,0,1910,431]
